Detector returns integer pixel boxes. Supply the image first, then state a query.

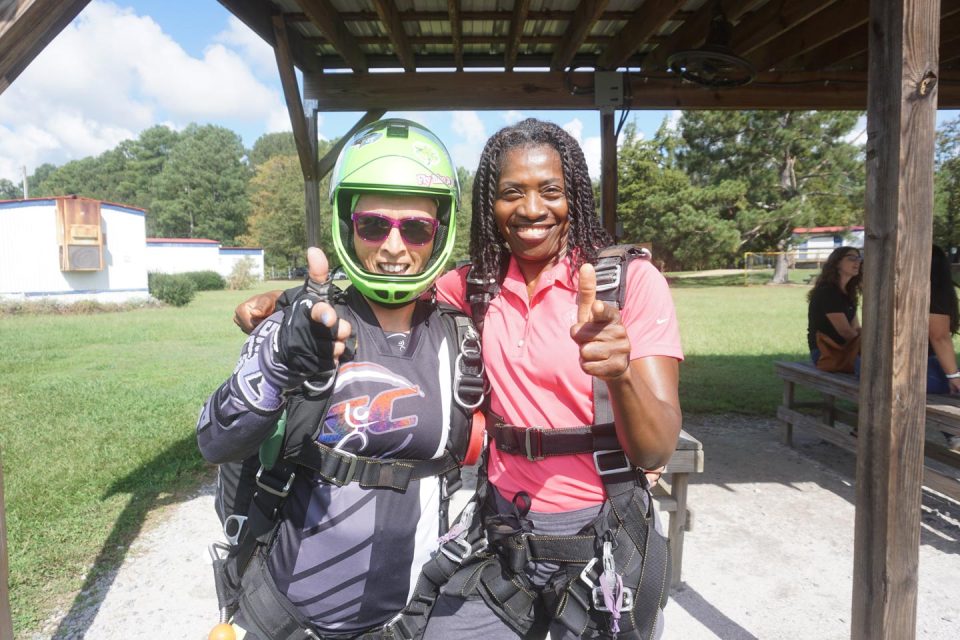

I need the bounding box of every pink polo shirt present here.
[434,254,683,512]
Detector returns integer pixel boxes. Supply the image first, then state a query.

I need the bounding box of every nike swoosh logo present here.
[656,318,668,325]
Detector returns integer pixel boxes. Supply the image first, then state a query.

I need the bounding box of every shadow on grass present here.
[50,435,207,639]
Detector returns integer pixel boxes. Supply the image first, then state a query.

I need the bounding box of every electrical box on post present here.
[57,197,104,271]
[594,72,624,110]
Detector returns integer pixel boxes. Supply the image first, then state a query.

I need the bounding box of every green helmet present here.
[329,118,460,306]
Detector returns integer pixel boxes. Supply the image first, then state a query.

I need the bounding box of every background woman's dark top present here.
[807,286,857,352]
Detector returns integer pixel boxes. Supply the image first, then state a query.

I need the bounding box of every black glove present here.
[274,279,342,382]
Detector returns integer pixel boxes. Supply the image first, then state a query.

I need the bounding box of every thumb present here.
[307,246,329,283]
[577,263,597,324]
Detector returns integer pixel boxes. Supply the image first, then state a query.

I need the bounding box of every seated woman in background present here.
[807,246,863,373]
[927,245,960,451]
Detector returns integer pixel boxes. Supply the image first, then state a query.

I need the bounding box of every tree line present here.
[1,112,958,274]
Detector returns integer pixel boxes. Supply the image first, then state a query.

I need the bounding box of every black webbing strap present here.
[591,245,649,425]
[486,413,620,460]
[291,445,461,490]
[464,259,510,335]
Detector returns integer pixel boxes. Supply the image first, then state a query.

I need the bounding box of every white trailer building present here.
[0,196,149,303]
[791,225,865,265]
[145,239,264,280]
[219,247,265,280]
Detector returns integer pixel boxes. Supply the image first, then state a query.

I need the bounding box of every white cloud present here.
[502,110,525,124]
[215,16,278,78]
[0,0,286,181]
[844,115,867,146]
[560,117,602,180]
[581,136,602,182]
[449,111,487,171]
[451,111,487,143]
[666,110,682,131]
[562,117,585,144]
[265,107,293,134]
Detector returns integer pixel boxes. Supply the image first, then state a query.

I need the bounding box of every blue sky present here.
[0,0,957,185]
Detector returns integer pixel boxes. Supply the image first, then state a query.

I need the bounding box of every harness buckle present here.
[223,514,248,546]
[593,450,632,476]
[524,428,545,461]
[255,466,295,497]
[591,586,635,612]
[579,557,599,589]
[382,611,415,640]
[439,537,475,563]
[328,449,358,487]
[453,352,485,410]
[593,261,622,293]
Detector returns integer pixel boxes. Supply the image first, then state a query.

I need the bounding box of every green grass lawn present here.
[0,282,294,633]
[674,282,811,414]
[0,275,816,634]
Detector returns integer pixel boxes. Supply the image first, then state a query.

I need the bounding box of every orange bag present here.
[815,331,860,373]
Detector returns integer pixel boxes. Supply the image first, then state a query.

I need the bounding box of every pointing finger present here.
[577,263,597,324]
[309,300,339,328]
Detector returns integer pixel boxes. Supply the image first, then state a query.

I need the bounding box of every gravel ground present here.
[28,415,960,639]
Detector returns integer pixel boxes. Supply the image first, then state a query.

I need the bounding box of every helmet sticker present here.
[416,173,454,187]
[412,142,440,167]
[354,131,382,147]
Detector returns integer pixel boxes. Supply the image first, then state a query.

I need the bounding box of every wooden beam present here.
[785,24,868,71]
[303,51,647,71]
[273,13,315,183]
[296,0,367,72]
[789,10,960,72]
[0,0,91,94]
[597,0,685,70]
[448,1,463,70]
[303,69,960,110]
[292,9,646,23]
[372,0,416,72]
[731,0,839,56]
[942,34,960,65]
[853,0,941,638]
[504,0,530,71]
[217,0,319,73]
[747,0,868,72]
[305,101,321,248]
[308,34,649,47]
[600,110,618,239]
[316,110,388,182]
[550,0,609,71]
[641,0,760,71]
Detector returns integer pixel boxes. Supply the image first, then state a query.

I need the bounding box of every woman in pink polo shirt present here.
[422,118,683,640]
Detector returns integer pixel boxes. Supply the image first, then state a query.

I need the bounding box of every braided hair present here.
[469,118,612,281]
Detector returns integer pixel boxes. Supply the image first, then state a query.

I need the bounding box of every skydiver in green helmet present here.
[198,119,486,640]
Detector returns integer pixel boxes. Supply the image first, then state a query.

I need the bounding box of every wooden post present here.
[272,12,321,249]
[853,1,940,638]
[305,100,321,249]
[600,110,618,240]
[0,454,13,639]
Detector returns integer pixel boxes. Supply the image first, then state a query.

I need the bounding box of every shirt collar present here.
[503,253,578,297]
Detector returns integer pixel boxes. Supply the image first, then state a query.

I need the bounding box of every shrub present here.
[148,273,196,307]
[227,257,258,290]
[182,270,226,291]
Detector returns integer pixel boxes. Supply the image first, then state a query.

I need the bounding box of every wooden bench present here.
[652,429,704,588]
[774,361,960,501]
